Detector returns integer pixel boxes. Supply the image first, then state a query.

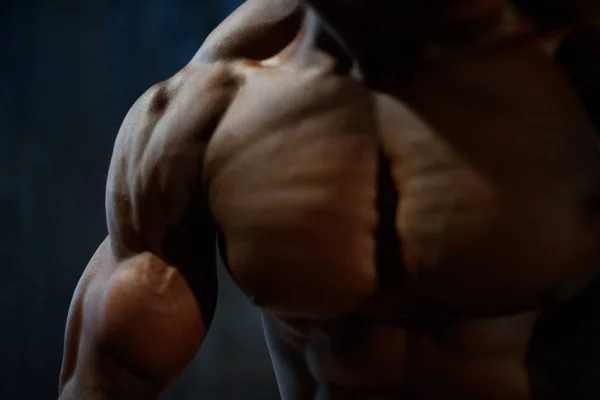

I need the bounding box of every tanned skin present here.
[60,0,600,399]
[58,1,301,399]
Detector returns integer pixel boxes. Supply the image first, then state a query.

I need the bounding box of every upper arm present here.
[60,63,238,397]
[105,63,237,259]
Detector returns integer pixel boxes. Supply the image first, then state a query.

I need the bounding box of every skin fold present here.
[59,0,600,399]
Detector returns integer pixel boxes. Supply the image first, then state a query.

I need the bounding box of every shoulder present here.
[106,61,241,256]
[110,61,240,163]
[195,0,302,62]
[139,61,240,127]
[108,61,241,192]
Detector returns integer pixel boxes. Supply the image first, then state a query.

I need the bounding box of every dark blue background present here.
[0,1,279,398]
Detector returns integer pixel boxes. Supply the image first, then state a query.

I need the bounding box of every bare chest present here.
[204,51,600,321]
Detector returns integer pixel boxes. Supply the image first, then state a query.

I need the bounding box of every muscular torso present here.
[195,21,600,399]
[60,1,600,399]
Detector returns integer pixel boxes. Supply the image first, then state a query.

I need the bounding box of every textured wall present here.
[0,1,279,399]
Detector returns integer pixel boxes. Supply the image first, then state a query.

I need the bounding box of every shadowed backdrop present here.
[0,0,280,399]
